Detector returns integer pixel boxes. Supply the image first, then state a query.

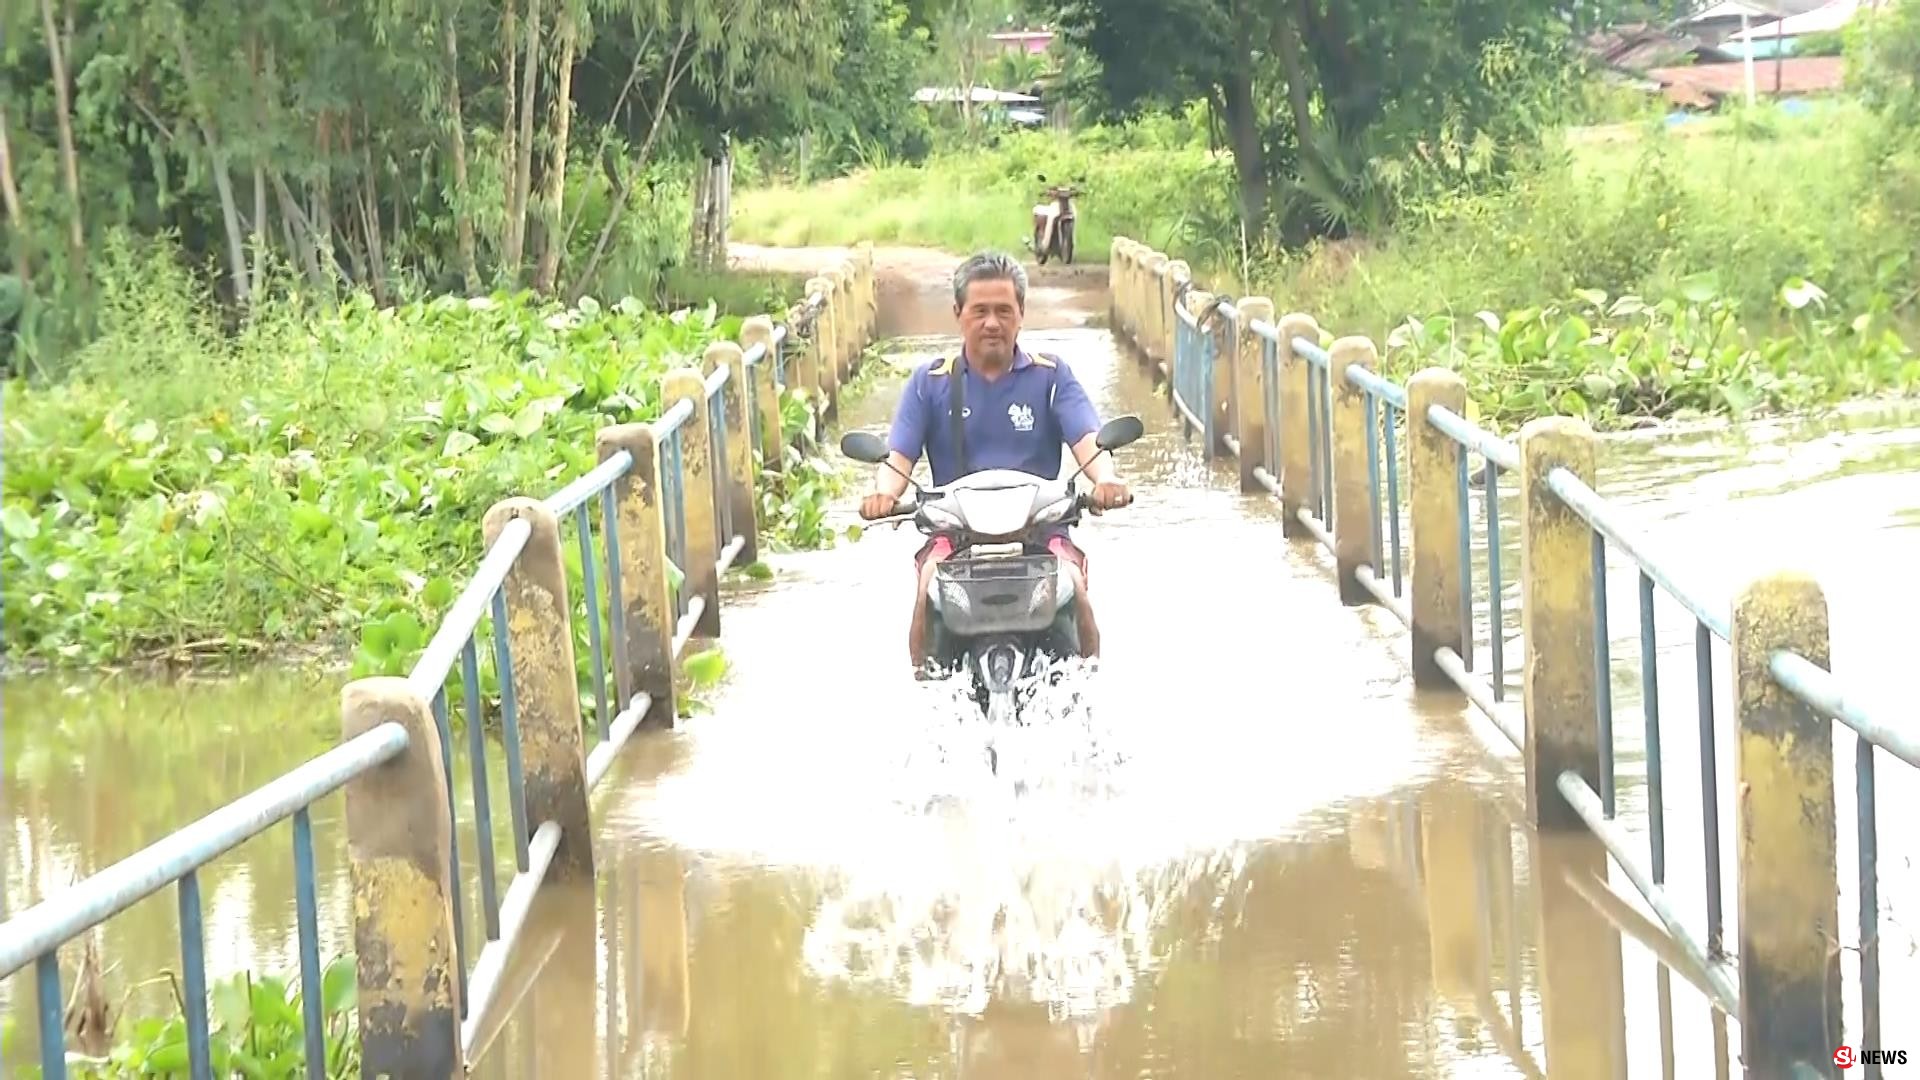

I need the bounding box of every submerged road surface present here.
[455,290,1918,1079]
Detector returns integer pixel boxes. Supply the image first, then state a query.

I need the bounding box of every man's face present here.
[956,278,1022,367]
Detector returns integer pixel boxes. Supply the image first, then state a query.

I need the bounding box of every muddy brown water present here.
[5,267,1918,1078]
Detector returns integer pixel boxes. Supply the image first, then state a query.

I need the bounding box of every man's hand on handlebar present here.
[859,492,898,520]
[1087,478,1132,514]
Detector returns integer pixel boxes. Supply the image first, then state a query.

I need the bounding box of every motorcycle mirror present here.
[839,430,891,464]
[1036,172,1047,183]
[1095,414,1146,452]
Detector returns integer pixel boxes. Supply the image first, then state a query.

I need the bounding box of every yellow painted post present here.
[707,340,759,567]
[1518,416,1600,829]
[341,677,462,1077]
[816,276,841,417]
[1730,571,1841,1067]
[482,498,595,878]
[594,425,680,728]
[1231,297,1274,492]
[1408,368,1469,687]
[800,278,828,415]
[741,316,783,474]
[1330,336,1377,605]
[1274,314,1320,540]
[662,368,722,638]
[832,264,854,382]
[857,241,877,345]
[1143,252,1169,371]
[1208,304,1234,456]
[1125,241,1143,344]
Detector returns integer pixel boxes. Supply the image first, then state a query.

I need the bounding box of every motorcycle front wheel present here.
[1061,219,1075,264]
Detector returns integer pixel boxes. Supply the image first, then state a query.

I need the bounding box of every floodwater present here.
[5,274,1919,1078]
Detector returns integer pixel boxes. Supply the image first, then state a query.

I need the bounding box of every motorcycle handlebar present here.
[865,488,1131,524]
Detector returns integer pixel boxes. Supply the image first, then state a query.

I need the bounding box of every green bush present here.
[0,232,853,670]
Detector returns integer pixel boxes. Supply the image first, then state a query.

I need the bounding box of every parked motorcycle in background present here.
[1030,174,1082,266]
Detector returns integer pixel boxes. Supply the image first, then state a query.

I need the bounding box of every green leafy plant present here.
[3,237,855,671]
[26,955,360,1079]
[1382,278,1919,431]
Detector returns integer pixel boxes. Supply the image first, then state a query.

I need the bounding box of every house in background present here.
[1586,0,1877,109]
[1723,0,1878,55]
[989,29,1055,56]
[1678,0,1832,43]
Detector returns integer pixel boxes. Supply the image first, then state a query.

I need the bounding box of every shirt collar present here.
[959,345,1032,373]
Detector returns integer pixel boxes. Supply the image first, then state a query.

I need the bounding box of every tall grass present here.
[1273,99,1919,340]
[731,125,1239,263]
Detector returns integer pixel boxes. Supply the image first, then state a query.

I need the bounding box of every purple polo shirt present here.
[887,346,1101,487]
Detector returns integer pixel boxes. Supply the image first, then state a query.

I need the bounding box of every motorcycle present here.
[840,415,1144,730]
[1030,174,1082,266]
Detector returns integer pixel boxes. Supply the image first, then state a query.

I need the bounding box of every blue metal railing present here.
[1123,247,1912,1076]
[1,311,802,1078]
[1425,403,1524,747]
[1170,291,1215,449]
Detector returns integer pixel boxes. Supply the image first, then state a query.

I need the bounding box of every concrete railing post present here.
[707,341,759,567]
[1518,416,1601,829]
[1121,240,1136,342]
[662,368,721,638]
[341,678,463,1078]
[816,276,841,417]
[833,263,855,383]
[1207,306,1233,457]
[1275,314,1321,540]
[482,498,595,878]
[1731,571,1841,1068]
[1108,238,1123,330]
[1407,368,1469,687]
[1231,297,1275,492]
[740,316,783,474]
[800,278,828,420]
[593,425,679,728]
[857,241,877,345]
[1143,253,1169,370]
[1330,336,1377,604]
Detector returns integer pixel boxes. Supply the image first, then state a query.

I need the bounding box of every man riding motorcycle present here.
[859,250,1132,675]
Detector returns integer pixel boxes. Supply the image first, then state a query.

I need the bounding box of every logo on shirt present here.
[1008,402,1035,432]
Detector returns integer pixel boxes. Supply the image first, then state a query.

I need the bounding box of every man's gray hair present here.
[952,251,1027,310]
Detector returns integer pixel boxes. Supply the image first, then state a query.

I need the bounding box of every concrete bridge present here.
[1,240,1912,1080]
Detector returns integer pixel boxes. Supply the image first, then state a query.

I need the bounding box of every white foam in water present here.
[609,648,1441,1022]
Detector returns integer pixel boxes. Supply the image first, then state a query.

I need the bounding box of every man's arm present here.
[874,452,914,498]
[1069,433,1116,483]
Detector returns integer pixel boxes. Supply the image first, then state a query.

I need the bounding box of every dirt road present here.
[728,242,1110,336]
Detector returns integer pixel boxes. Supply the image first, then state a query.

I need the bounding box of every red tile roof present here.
[1645,56,1848,101]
